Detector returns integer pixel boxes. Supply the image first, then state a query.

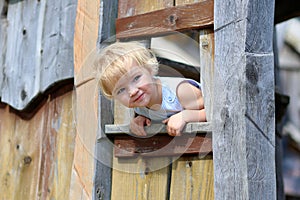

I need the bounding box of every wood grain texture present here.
[0,0,7,97]
[175,0,202,6]
[111,157,171,200]
[72,80,99,199]
[0,106,17,200]
[45,92,76,200]
[116,1,213,39]
[0,91,75,200]
[106,122,212,134]
[213,0,276,199]
[170,156,214,200]
[73,0,99,75]
[114,134,212,157]
[200,29,214,122]
[71,0,103,199]
[1,0,76,110]
[118,0,173,18]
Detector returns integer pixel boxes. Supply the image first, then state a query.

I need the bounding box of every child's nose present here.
[129,87,138,97]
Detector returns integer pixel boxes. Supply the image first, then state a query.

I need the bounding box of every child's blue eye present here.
[116,88,125,95]
[133,75,141,82]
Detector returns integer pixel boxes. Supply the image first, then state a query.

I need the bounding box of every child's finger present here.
[162,118,169,124]
[146,118,151,126]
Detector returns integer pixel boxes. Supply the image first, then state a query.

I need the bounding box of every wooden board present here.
[116,1,213,39]
[0,0,76,110]
[0,106,17,200]
[213,0,276,199]
[169,155,214,200]
[0,0,7,97]
[118,0,173,17]
[41,91,76,200]
[106,122,212,134]
[200,29,214,122]
[111,157,171,200]
[175,0,202,6]
[0,91,75,200]
[114,134,212,157]
[72,0,105,199]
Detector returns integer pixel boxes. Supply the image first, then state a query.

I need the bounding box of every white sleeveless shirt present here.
[134,77,201,122]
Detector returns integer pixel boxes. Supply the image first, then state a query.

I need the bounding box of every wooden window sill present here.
[105,122,212,158]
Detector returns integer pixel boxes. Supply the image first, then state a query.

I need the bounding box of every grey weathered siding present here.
[213,0,276,199]
[0,0,77,110]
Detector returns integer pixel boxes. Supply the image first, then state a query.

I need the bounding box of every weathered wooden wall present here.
[71,0,101,199]
[0,0,78,199]
[0,0,76,111]
[0,89,76,200]
[213,0,276,199]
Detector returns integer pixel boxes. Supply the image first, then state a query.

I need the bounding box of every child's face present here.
[112,62,157,108]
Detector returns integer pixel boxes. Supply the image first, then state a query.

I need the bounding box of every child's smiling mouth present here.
[133,93,145,103]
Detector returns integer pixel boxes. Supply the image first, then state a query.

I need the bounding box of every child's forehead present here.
[119,65,147,79]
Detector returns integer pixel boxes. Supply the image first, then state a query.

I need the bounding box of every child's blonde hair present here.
[95,42,159,98]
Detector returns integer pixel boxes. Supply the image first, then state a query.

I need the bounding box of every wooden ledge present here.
[114,134,212,158]
[116,0,214,39]
[105,122,212,158]
[105,122,212,135]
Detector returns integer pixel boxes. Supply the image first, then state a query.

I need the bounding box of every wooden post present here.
[93,0,118,200]
[213,0,276,199]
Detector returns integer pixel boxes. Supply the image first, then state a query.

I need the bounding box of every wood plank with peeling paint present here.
[0,90,75,200]
[0,0,76,111]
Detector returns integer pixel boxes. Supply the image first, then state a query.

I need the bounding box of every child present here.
[96,42,206,136]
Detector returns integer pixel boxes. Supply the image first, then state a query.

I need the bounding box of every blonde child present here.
[96,42,206,136]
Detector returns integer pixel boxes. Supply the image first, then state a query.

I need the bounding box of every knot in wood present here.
[22,28,27,36]
[21,89,27,101]
[96,187,104,200]
[167,14,178,26]
[23,156,32,165]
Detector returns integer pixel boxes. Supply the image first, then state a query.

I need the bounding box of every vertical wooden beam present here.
[0,0,8,97]
[213,0,276,199]
[93,1,117,200]
[200,29,214,122]
[72,0,101,199]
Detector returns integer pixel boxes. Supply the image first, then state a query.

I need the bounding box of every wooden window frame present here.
[104,1,214,158]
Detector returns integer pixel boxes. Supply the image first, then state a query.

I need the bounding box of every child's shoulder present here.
[158,77,201,93]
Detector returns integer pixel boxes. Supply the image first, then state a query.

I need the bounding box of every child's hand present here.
[130,115,151,136]
[162,112,186,136]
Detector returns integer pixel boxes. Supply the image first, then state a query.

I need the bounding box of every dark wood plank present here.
[213,0,276,199]
[116,0,213,39]
[114,134,212,158]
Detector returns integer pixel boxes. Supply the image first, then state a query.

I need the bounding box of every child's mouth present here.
[133,93,145,102]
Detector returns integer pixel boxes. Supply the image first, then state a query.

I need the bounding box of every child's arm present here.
[162,81,206,136]
[130,115,151,136]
